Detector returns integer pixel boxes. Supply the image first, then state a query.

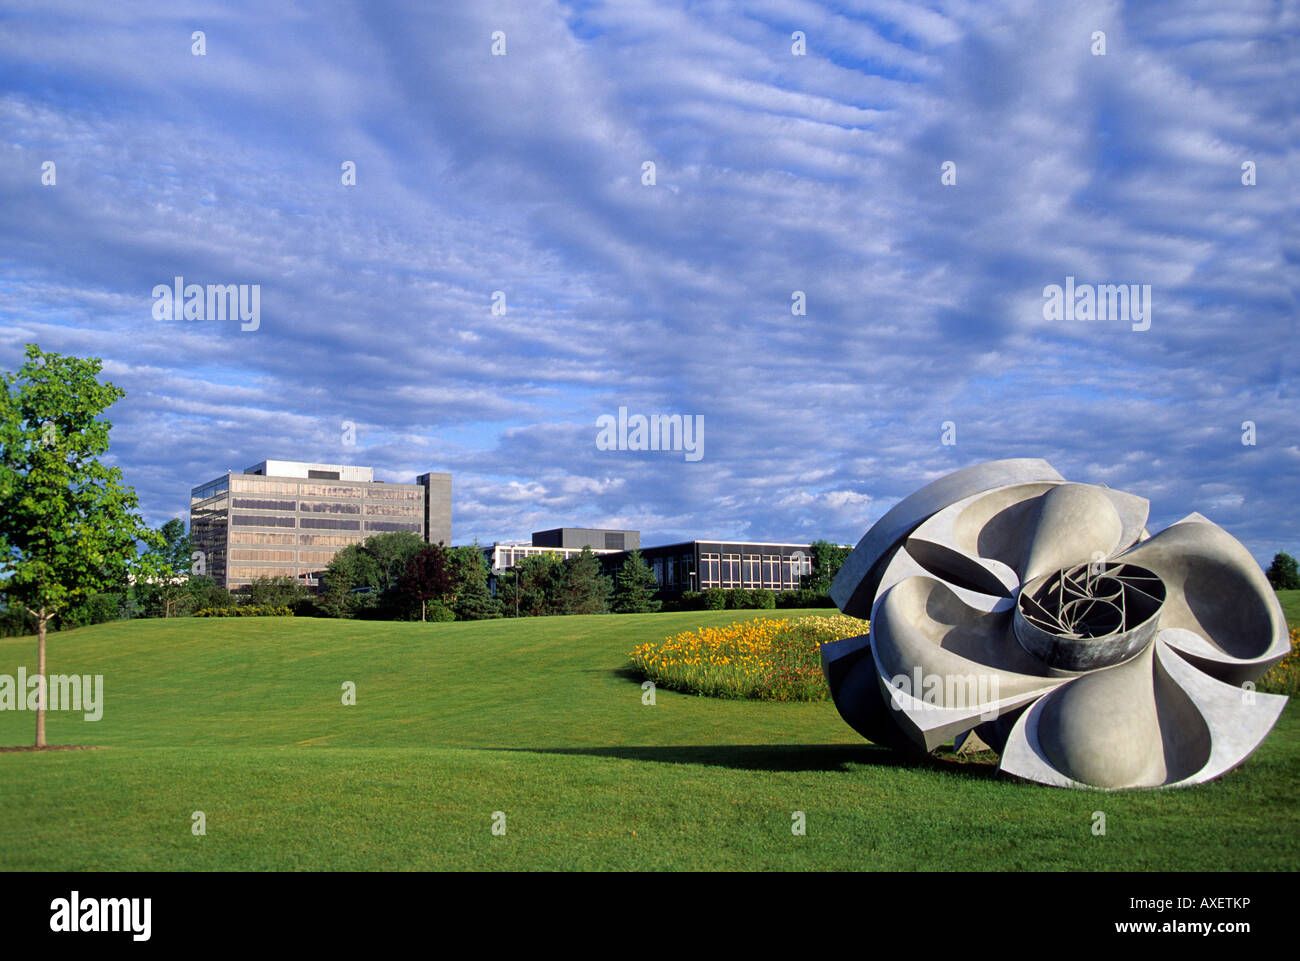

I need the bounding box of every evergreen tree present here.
[449,545,501,619]
[557,546,613,615]
[612,550,660,613]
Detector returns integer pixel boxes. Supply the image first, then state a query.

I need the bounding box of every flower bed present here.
[628,614,867,701]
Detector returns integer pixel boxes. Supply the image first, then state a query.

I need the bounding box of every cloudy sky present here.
[1,0,1295,563]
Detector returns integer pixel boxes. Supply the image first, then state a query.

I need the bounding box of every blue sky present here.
[1,0,1296,563]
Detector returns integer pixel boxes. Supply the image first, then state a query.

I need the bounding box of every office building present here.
[190,459,451,590]
[599,540,815,595]
[481,529,637,576]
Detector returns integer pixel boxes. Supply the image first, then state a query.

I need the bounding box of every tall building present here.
[190,459,451,590]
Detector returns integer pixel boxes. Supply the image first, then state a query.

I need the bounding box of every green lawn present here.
[0,610,1296,871]
[1277,589,1300,631]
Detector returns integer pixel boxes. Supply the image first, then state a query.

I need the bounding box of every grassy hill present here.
[1,611,1296,871]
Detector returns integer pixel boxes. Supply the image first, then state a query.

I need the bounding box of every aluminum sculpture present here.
[824,458,1290,789]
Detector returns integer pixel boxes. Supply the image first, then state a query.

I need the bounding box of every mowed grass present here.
[0,610,1297,871]
[1277,589,1300,630]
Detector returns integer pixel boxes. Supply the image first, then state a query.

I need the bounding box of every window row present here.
[697,553,810,589]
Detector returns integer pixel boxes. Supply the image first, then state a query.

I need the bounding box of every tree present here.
[557,546,613,615]
[1266,552,1300,591]
[318,532,426,618]
[137,518,195,617]
[612,549,660,613]
[398,544,454,621]
[803,539,850,594]
[0,345,160,747]
[448,545,501,620]
[502,553,564,617]
[241,574,308,609]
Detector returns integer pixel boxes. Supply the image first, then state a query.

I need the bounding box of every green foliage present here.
[803,539,851,594]
[559,546,613,615]
[423,600,456,623]
[611,549,659,614]
[194,605,294,617]
[237,575,309,611]
[448,546,501,620]
[700,587,726,610]
[1266,552,1300,591]
[774,589,837,609]
[320,531,427,618]
[397,544,455,621]
[0,345,160,625]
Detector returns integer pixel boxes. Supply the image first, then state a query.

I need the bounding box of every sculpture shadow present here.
[494,743,1000,778]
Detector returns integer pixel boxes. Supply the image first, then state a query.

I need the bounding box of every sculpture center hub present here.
[1014,562,1165,670]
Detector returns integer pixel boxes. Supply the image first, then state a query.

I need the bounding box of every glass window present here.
[300,517,361,530]
[763,555,780,589]
[231,497,296,511]
[699,553,718,586]
[301,501,361,514]
[232,514,296,528]
[364,521,420,533]
[722,554,740,587]
[229,549,296,562]
[743,555,760,587]
[231,531,296,545]
[299,533,362,546]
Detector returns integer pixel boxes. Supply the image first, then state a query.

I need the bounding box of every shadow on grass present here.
[492,742,1000,779]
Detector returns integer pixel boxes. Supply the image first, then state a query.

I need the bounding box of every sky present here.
[0,0,1296,565]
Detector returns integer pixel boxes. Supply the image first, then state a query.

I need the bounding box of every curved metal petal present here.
[1118,513,1290,684]
[831,458,1064,618]
[870,571,1065,751]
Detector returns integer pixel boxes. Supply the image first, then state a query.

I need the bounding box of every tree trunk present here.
[35,609,47,749]
[421,599,426,622]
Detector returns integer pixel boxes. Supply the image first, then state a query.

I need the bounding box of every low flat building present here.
[190,459,451,590]
[599,540,816,595]
[531,528,639,551]
[482,528,636,575]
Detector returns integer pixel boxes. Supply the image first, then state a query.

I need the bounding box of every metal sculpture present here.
[823,458,1290,789]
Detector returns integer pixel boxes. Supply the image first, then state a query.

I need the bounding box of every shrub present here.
[194,605,294,617]
[774,589,836,609]
[701,587,726,610]
[749,589,775,609]
[628,613,868,701]
[424,600,456,623]
[723,588,749,609]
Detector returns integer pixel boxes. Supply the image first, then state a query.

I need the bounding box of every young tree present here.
[1266,552,1300,591]
[611,550,660,613]
[0,345,160,747]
